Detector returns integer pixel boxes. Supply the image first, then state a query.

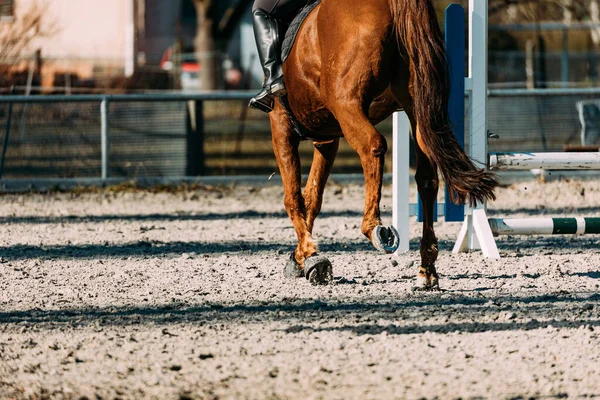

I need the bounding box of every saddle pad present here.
[281,0,322,63]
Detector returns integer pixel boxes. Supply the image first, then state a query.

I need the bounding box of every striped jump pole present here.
[489,217,600,236]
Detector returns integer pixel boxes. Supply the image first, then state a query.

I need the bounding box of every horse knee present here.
[370,135,387,158]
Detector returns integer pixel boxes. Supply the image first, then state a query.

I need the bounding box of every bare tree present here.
[485,0,600,22]
[0,1,56,76]
[191,0,253,90]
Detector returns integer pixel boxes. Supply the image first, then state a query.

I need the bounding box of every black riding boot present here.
[249,8,286,113]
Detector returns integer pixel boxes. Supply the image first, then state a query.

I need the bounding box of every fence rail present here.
[1,88,600,186]
[0,91,256,181]
[0,92,255,103]
[488,88,600,97]
[4,87,600,102]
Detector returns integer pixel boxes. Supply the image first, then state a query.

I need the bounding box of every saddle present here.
[281,0,322,63]
[278,0,333,143]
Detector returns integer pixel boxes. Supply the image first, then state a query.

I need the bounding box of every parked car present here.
[160,47,201,91]
[160,47,242,91]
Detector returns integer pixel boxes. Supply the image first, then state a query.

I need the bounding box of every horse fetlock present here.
[295,239,318,265]
[416,264,440,290]
[293,248,306,266]
[420,243,439,266]
[303,236,318,253]
[361,218,381,238]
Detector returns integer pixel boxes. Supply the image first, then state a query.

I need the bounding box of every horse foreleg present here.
[303,139,339,233]
[335,109,399,253]
[409,115,440,289]
[271,113,332,284]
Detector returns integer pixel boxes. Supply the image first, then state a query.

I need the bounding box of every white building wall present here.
[12,0,133,83]
[18,0,130,60]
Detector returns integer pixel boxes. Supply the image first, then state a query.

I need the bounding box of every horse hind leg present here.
[271,112,333,285]
[332,105,399,254]
[407,110,440,290]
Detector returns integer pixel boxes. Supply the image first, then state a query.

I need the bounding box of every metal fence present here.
[0,92,274,180]
[486,88,600,153]
[0,88,599,185]
[489,51,600,89]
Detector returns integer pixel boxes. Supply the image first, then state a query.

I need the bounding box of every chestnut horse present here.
[271,0,497,288]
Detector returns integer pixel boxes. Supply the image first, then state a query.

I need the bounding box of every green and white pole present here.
[489,218,600,236]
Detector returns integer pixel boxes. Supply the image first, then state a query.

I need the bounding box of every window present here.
[0,0,14,19]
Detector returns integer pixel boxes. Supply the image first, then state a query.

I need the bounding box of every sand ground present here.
[1,179,599,399]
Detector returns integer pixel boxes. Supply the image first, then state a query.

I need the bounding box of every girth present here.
[278,95,340,143]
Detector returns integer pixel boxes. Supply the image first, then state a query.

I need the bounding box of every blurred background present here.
[0,0,600,181]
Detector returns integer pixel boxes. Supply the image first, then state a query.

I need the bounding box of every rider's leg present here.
[248,6,286,113]
[249,0,308,113]
[255,0,310,21]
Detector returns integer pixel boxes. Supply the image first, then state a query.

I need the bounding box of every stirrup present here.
[249,95,275,113]
[248,78,286,113]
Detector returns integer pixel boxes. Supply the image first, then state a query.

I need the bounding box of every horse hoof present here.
[283,252,304,278]
[372,225,400,254]
[304,255,333,285]
[414,277,440,291]
[415,266,440,290]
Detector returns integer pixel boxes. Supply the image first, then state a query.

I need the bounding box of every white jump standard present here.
[392,0,600,258]
[451,0,600,259]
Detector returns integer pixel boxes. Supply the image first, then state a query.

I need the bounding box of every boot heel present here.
[270,82,287,97]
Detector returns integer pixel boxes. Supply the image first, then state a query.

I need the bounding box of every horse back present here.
[281,0,401,134]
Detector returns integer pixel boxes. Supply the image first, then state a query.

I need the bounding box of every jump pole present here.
[489,152,600,170]
[489,218,600,236]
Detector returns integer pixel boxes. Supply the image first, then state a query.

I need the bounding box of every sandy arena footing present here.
[1,179,599,399]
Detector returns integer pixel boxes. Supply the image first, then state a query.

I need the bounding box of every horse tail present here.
[388,0,497,206]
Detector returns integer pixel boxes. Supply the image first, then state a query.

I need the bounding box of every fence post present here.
[101,98,109,180]
[0,86,16,180]
[186,100,205,176]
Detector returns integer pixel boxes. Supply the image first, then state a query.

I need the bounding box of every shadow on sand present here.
[1,292,598,336]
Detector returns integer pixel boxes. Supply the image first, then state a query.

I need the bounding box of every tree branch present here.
[217,0,253,43]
